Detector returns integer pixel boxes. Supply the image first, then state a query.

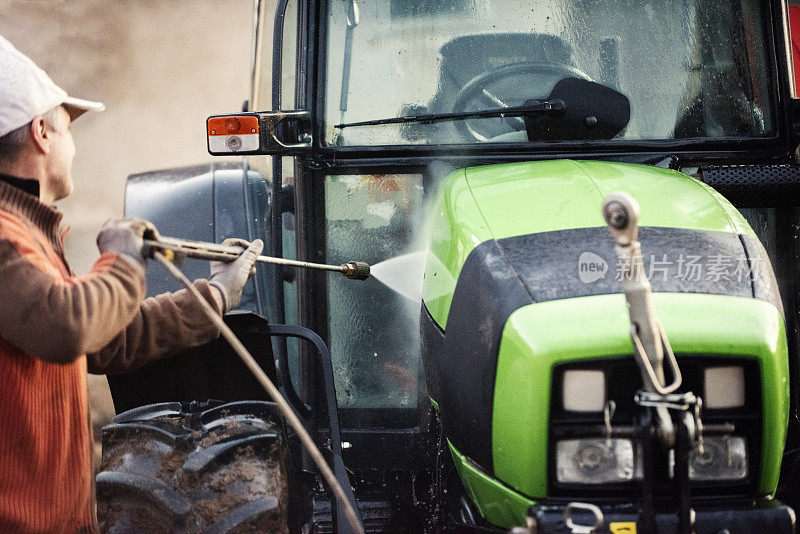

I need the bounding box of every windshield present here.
[324,0,774,146]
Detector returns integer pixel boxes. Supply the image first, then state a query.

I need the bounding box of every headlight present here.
[562,369,606,412]
[704,366,745,409]
[556,438,639,484]
[689,436,748,481]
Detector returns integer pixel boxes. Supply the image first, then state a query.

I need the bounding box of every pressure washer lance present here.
[143,235,371,280]
[148,249,365,534]
[602,192,682,448]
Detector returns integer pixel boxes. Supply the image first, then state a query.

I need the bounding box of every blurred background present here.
[0,0,256,459]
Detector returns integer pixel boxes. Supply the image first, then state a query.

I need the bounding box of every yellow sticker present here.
[609,522,637,534]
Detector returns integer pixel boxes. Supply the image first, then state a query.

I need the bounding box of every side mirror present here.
[207,110,312,156]
[524,77,631,141]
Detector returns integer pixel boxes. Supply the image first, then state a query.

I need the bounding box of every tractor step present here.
[312,498,393,534]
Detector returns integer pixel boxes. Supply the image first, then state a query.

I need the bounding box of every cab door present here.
[247,0,432,477]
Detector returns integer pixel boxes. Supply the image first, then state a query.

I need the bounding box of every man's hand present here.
[96,218,159,267]
[209,238,263,313]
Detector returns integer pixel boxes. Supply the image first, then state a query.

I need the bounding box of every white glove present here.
[96,218,158,267]
[209,238,263,313]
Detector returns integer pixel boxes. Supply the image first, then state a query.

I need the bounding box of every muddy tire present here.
[97,400,289,534]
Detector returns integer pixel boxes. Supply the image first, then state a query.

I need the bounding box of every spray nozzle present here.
[341,261,371,280]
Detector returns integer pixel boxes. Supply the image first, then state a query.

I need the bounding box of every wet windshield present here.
[325,0,774,146]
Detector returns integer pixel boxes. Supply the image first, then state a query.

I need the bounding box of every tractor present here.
[96,1,800,532]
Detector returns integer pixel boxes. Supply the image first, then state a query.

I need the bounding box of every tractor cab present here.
[246,0,791,421]
[102,1,800,532]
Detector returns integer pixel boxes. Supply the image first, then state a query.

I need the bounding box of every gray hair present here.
[0,106,63,162]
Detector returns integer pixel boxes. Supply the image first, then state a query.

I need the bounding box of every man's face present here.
[43,106,75,201]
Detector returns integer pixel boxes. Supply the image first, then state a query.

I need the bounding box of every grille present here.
[700,165,800,207]
[548,357,761,501]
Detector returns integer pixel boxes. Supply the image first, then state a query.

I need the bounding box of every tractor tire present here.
[96,400,289,534]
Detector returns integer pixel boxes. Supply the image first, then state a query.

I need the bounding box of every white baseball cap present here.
[0,34,105,138]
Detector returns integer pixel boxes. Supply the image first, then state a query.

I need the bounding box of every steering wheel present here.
[451,61,592,142]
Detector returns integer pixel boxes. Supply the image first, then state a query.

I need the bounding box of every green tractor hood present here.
[420,160,788,526]
[423,159,760,327]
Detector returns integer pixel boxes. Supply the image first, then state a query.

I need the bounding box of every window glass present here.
[325,174,425,409]
[789,0,800,97]
[250,1,301,390]
[280,2,298,110]
[325,0,774,146]
[249,0,298,176]
[252,0,298,112]
[390,0,472,19]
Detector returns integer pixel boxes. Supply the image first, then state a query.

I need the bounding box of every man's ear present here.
[29,116,51,155]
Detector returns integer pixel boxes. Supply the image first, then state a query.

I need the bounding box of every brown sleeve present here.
[86,279,223,375]
[0,239,146,364]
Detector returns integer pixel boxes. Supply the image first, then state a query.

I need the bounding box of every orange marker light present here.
[207,115,260,153]
[225,117,241,133]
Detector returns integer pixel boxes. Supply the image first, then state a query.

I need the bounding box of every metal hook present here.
[725,434,732,467]
[604,400,616,449]
[564,502,604,533]
[630,321,682,395]
[694,397,704,455]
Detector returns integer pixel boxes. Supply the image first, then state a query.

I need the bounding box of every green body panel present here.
[449,440,533,528]
[423,159,755,328]
[422,158,787,526]
[491,292,789,501]
[423,169,493,327]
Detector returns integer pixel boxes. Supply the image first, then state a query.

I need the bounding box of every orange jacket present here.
[0,175,222,532]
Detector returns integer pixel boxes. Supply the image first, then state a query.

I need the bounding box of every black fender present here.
[124,161,274,318]
[109,162,278,413]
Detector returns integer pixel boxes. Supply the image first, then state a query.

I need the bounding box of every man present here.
[0,35,263,532]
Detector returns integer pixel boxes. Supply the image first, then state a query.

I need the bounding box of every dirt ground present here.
[0,0,254,460]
